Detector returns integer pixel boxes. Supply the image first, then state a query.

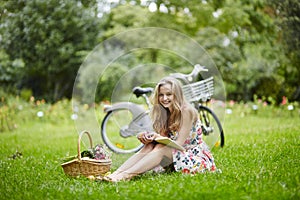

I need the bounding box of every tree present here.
[0,0,100,101]
[268,0,300,101]
[1,0,297,103]
[98,0,288,102]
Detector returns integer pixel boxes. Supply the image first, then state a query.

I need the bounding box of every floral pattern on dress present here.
[172,120,217,173]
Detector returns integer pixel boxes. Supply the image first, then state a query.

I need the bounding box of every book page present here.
[155,137,185,151]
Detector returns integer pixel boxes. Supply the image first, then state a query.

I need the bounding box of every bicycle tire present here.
[101,110,144,154]
[198,105,225,148]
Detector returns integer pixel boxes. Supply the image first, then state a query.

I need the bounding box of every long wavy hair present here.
[150,77,187,136]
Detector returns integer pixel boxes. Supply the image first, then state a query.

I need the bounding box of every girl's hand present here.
[137,132,156,144]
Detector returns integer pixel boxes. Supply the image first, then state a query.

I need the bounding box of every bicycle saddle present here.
[132,87,153,97]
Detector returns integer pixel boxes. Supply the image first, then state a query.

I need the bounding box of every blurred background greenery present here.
[0,0,299,104]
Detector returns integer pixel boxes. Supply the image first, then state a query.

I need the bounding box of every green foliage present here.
[76,44,129,102]
[0,0,100,101]
[96,63,129,101]
[269,0,300,101]
[0,50,25,89]
[225,42,284,101]
[20,88,33,101]
[0,0,299,103]
[0,50,12,82]
[104,3,150,34]
[213,3,252,33]
[0,94,75,133]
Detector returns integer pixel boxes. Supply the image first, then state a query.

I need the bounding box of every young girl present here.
[101,77,217,182]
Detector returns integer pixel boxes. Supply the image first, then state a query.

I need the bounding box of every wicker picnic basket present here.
[61,130,111,177]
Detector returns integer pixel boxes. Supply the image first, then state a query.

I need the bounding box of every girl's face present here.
[158,83,174,110]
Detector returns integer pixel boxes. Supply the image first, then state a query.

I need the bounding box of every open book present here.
[155,137,185,151]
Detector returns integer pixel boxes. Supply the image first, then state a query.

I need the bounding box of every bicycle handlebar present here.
[170,64,208,83]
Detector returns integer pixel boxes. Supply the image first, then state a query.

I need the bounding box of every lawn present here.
[0,100,299,200]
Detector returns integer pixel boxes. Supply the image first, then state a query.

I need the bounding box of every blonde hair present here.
[150,77,187,135]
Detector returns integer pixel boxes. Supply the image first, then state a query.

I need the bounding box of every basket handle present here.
[77,130,93,161]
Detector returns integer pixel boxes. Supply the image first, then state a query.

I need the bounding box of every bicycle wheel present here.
[101,109,144,154]
[198,105,225,148]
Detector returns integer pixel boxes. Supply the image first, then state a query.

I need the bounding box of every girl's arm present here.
[175,105,196,146]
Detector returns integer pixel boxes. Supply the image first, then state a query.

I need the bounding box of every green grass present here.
[0,103,299,200]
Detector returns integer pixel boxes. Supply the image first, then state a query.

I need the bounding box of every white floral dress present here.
[171,120,217,173]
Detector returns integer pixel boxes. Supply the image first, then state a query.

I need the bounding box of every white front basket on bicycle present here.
[182,76,214,102]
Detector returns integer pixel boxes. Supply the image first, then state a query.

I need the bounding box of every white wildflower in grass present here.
[252,105,258,110]
[226,108,232,114]
[71,113,78,120]
[287,105,294,111]
[37,111,44,118]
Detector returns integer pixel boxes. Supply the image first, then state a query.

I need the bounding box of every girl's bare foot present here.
[103,172,136,182]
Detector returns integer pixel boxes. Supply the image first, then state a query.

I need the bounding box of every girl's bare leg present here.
[109,143,156,177]
[111,144,173,181]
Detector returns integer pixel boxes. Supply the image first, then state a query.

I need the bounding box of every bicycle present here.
[101,64,225,154]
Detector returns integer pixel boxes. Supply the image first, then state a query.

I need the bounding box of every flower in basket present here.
[93,144,110,160]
